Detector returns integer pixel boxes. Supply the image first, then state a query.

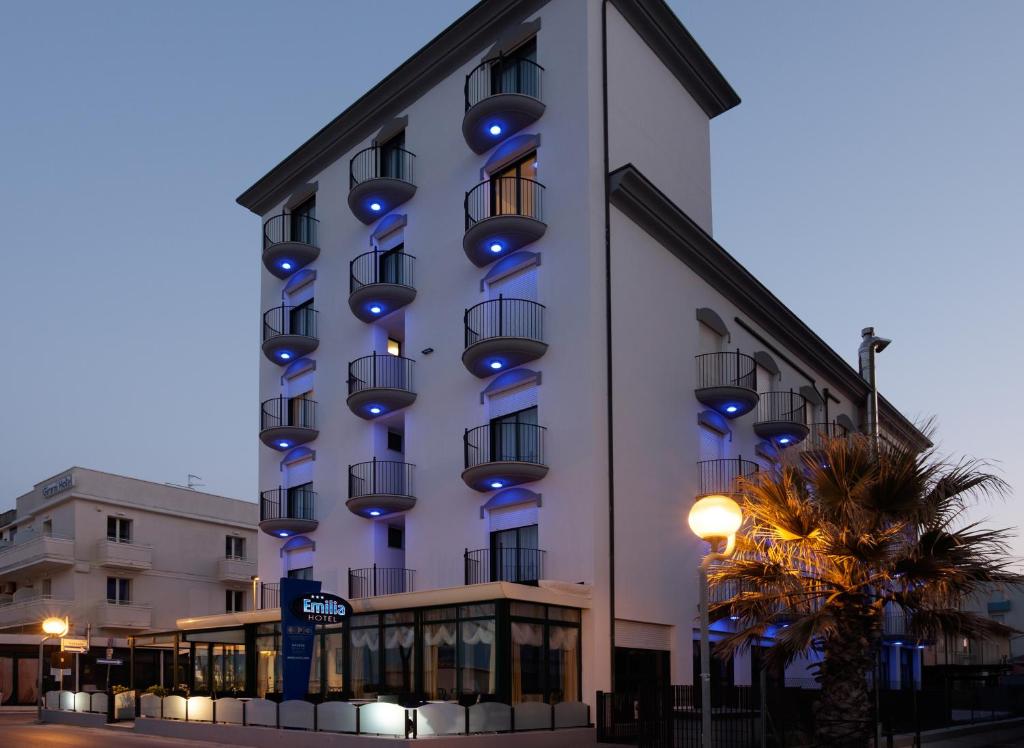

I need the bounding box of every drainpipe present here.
[858,327,891,447]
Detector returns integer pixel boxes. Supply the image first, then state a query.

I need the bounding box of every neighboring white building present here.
[0,467,256,704]
[164,0,926,706]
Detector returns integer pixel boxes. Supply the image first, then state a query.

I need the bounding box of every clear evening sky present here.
[1,2,1021,555]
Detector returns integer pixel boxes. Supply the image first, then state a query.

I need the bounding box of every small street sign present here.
[105,647,114,659]
[61,637,88,654]
[96,658,123,666]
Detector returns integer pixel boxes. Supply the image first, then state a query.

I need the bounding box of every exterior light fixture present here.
[42,617,69,637]
[278,441,290,449]
[489,124,502,136]
[369,305,383,315]
[489,361,503,370]
[280,262,292,271]
[279,352,292,360]
[278,531,289,538]
[688,495,743,542]
[778,437,790,445]
[369,406,382,415]
[489,242,503,253]
[725,405,738,414]
[370,202,382,212]
[490,481,504,489]
[369,510,381,517]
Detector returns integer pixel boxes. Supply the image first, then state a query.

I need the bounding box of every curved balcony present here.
[695,351,759,418]
[347,459,416,518]
[348,565,416,598]
[348,146,416,224]
[262,213,319,278]
[347,354,416,419]
[462,422,547,491]
[697,457,758,498]
[261,305,319,364]
[348,250,416,322]
[464,177,546,266]
[259,396,318,450]
[259,487,317,538]
[754,391,809,446]
[802,422,850,455]
[463,297,547,377]
[463,57,545,153]
[464,547,545,585]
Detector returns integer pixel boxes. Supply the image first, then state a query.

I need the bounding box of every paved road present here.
[921,722,1024,747]
[0,712,244,748]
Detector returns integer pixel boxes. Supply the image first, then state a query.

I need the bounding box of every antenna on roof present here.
[187,474,205,490]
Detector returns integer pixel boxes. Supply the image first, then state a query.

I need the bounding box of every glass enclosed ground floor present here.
[133,598,581,706]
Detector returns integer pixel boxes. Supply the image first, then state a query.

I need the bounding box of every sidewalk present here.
[895,717,1024,747]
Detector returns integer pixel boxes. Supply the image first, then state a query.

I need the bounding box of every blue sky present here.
[1,1,1021,553]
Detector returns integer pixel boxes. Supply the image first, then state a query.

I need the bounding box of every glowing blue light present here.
[917,645,925,650]
[779,437,791,445]
[279,352,292,360]
[489,124,503,136]
[369,510,381,517]
[489,361,503,370]
[278,441,290,449]
[369,305,383,315]
[490,481,504,489]
[369,406,382,415]
[278,531,289,537]
[893,641,903,647]
[489,242,503,253]
[730,615,739,621]
[280,261,292,271]
[725,405,738,414]
[370,202,382,212]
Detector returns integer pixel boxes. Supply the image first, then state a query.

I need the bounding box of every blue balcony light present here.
[729,615,739,621]
[370,201,382,212]
[917,645,925,650]
[778,436,791,445]
[488,124,503,136]
[725,405,739,414]
[893,641,903,647]
[369,406,382,415]
[280,261,293,271]
[278,352,292,361]
[369,304,383,315]
[489,242,503,254]
[277,441,291,449]
[489,360,503,370]
[490,481,504,489]
[278,531,289,538]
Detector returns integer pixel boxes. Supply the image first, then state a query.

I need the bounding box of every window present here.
[289,299,315,337]
[387,526,404,550]
[288,567,313,581]
[288,392,314,427]
[107,577,131,604]
[290,196,316,244]
[489,406,539,462]
[286,482,314,519]
[226,589,245,613]
[378,131,407,180]
[491,151,538,217]
[107,517,132,543]
[387,338,402,357]
[378,243,406,285]
[490,524,540,583]
[387,430,404,453]
[490,38,537,96]
[41,578,52,597]
[41,520,52,537]
[225,536,246,560]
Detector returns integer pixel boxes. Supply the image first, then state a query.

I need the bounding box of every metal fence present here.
[464,547,545,585]
[263,213,319,249]
[348,565,415,599]
[695,351,757,391]
[465,177,545,228]
[465,56,543,109]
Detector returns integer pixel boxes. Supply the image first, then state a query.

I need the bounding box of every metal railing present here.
[695,351,757,391]
[262,305,318,341]
[755,390,807,425]
[349,145,416,188]
[260,582,280,609]
[464,547,545,585]
[262,213,319,250]
[348,354,415,395]
[465,176,544,229]
[464,296,545,347]
[803,421,849,452]
[349,250,415,293]
[464,422,546,469]
[465,56,543,110]
[697,457,758,496]
[348,565,416,598]
[348,459,415,499]
[259,487,317,522]
[260,396,317,431]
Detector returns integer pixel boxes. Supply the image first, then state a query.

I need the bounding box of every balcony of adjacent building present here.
[801,421,850,459]
[259,396,318,451]
[695,351,759,418]
[697,457,758,498]
[0,591,74,631]
[95,538,152,571]
[94,599,152,630]
[464,546,545,586]
[261,304,319,365]
[348,565,416,599]
[217,556,257,584]
[754,391,809,447]
[463,297,547,377]
[346,354,416,419]
[348,145,416,224]
[259,486,318,538]
[349,249,416,322]
[347,459,416,518]
[463,52,544,153]
[0,533,75,577]
[462,421,547,492]
[262,212,320,279]
[464,177,546,266]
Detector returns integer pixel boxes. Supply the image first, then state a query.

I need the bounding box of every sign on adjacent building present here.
[41,473,74,498]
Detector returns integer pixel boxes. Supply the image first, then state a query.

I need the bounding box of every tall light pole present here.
[689,494,743,748]
[38,616,69,721]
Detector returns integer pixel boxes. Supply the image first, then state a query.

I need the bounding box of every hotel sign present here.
[290,592,350,624]
[42,474,74,499]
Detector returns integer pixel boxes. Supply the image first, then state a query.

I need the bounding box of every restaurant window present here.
[509,603,582,704]
[225,536,245,560]
[383,611,414,695]
[213,644,246,694]
[107,577,131,604]
[107,517,132,543]
[350,614,381,699]
[423,608,457,701]
[256,623,282,697]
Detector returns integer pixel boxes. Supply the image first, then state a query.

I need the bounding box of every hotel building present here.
[163,0,927,707]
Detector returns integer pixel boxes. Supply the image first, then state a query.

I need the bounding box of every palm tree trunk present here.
[814,614,876,748]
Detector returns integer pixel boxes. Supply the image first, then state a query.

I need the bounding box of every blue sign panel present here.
[279,577,321,701]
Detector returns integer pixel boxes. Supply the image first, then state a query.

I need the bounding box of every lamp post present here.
[38,616,69,721]
[688,494,743,748]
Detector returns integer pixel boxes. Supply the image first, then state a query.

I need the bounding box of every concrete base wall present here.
[133,718,595,747]
[40,709,108,727]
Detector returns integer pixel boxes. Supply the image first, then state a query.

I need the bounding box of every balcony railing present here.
[263,213,319,251]
[260,582,280,610]
[260,397,317,431]
[465,297,545,348]
[95,539,153,570]
[349,146,416,188]
[348,354,415,395]
[695,351,757,392]
[0,509,15,528]
[464,547,545,585]
[464,423,546,469]
[348,460,414,499]
[350,250,415,294]
[260,487,316,522]
[94,600,152,629]
[0,534,75,575]
[755,391,807,425]
[465,56,543,110]
[697,458,758,497]
[803,422,850,453]
[465,177,544,229]
[348,565,415,598]
[262,305,318,342]
[217,556,256,583]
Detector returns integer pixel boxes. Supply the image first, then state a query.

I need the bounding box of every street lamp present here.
[689,494,743,748]
[38,616,69,720]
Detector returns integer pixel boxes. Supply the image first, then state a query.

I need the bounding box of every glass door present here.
[490,406,538,463]
[490,524,539,583]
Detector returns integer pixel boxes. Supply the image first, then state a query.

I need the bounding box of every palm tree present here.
[709,432,1021,748]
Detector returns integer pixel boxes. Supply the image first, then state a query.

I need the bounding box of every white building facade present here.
[227,0,926,706]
